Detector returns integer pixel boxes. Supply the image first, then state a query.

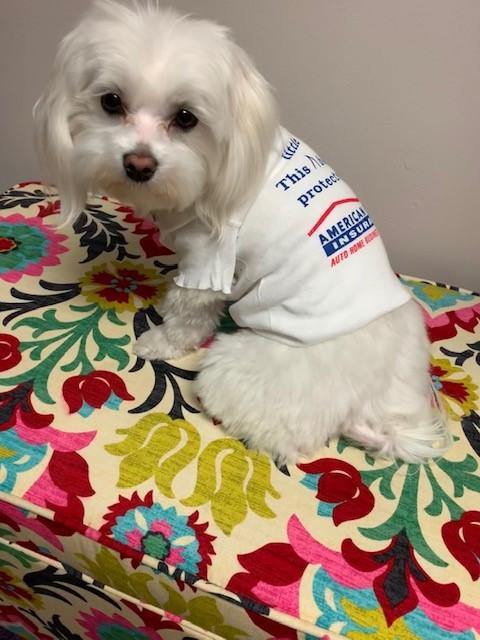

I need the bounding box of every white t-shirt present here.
[156,127,411,346]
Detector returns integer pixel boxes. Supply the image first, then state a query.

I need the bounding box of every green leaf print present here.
[359,453,480,567]
[0,304,130,404]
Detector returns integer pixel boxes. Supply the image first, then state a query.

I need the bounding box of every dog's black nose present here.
[123,153,158,182]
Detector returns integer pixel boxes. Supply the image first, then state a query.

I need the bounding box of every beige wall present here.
[1,0,479,290]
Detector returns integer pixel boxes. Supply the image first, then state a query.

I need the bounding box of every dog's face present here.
[34,0,277,228]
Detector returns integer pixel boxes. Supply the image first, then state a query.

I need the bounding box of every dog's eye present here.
[173,108,198,130]
[101,93,125,115]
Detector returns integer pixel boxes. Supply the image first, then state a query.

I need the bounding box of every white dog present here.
[34,0,447,464]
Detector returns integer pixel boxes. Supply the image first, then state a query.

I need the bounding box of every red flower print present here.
[342,530,460,626]
[80,261,167,312]
[37,199,60,219]
[121,207,175,258]
[0,381,53,432]
[24,450,95,536]
[63,370,134,417]
[442,511,480,581]
[0,333,21,372]
[423,302,480,343]
[99,491,216,579]
[299,458,375,525]
[430,358,478,421]
[227,515,336,639]
[0,212,68,284]
[228,540,307,640]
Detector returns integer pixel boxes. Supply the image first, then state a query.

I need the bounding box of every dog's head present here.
[34,0,278,229]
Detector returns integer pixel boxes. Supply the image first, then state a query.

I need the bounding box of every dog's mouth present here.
[99,174,182,212]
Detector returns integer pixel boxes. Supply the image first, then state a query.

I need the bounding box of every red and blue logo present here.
[308,199,378,259]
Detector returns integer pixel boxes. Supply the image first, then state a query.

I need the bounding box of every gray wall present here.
[1,0,479,290]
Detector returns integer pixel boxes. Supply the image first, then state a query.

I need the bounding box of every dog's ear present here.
[33,2,138,226]
[33,30,88,226]
[197,44,278,232]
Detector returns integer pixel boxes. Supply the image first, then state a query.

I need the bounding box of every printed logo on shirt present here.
[276,135,381,267]
[308,201,380,267]
[319,206,377,255]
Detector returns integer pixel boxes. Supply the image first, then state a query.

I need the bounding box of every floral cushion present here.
[0,182,479,640]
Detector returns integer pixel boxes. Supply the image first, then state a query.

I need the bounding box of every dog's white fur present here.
[34,0,447,464]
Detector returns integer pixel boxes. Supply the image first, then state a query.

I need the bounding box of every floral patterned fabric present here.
[0,182,479,640]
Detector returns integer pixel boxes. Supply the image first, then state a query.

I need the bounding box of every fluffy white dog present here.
[34,0,447,464]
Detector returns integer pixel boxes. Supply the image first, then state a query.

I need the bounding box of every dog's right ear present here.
[33,31,88,227]
[196,40,279,235]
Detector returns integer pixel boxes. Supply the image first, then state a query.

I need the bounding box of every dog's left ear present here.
[197,44,278,232]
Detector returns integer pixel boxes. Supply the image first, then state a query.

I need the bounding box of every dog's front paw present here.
[133,327,187,361]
